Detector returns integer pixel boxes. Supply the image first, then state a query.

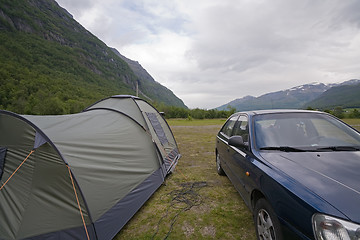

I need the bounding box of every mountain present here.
[305,82,360,109]
[0,0,186,115]
[218,95,256,110]
[111,48,186,108]
[217,80,360,111]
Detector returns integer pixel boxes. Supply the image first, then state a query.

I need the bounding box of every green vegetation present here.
[344,109,360,119]
[2,0,358,116]
[307,107,360,119]
[158,105,359,121]
[115,119,256,240]
[154,104,236,119]
[0,32,122,114]
[306,83,360,109]
[0,0,185,114]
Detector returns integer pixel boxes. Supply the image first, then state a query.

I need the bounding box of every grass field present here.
[115,118,256,240]
[343,118,360,131]
[114,118,360,240]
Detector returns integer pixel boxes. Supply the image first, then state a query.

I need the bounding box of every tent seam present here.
[82,107,148,132]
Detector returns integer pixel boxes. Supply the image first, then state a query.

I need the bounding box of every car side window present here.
[221,115,239,137]
[233,115,249,143]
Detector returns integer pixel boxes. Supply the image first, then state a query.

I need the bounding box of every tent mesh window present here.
[146,112,169,146]
[0,147,7,181]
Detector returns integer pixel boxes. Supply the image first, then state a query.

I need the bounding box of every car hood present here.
[259,151,360,223]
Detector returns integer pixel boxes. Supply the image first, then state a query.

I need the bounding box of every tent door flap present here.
[0,147,7,181]
[145,112,168,146]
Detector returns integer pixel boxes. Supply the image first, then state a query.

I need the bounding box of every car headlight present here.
[313,213,360,240]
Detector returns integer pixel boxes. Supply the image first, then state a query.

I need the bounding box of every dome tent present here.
[0,95,180,240]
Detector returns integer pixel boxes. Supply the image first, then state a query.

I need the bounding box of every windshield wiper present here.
[259,146,307,152]
[315,146,360,152]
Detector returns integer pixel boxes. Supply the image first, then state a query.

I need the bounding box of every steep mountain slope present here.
[217,80,360,111]
[0,0,185,114]
[111,48,186,108]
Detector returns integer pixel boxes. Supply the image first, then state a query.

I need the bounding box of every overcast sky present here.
[56,0,360,109]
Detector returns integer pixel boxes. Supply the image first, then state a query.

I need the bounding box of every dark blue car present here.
[215,110,360,240]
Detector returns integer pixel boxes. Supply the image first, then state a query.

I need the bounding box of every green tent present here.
[0,95,180,240]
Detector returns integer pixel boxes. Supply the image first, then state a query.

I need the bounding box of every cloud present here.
[56,0,97,15]
[180,0,360,107]
[59,0,189,46]
[56,0,360,109]
[188,0,359,72]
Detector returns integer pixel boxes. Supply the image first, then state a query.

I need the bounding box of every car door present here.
[226,115,251,200]
[217,114,239,174]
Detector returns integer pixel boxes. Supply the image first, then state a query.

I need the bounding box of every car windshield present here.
[253,112,360,151]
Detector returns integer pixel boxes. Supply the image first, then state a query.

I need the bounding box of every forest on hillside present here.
[0,0,185,115]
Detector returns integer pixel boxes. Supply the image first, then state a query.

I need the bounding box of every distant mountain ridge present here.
[306,81,360,109]
[0,0,186,115]
[217,79,360,111]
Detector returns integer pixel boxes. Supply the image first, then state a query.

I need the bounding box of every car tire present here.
[254,198,283,240]
[216,152,225,176]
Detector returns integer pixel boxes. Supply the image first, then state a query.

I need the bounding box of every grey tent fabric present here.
[0,147,6,181]
[85,95,180,174]
[0,95,180,240]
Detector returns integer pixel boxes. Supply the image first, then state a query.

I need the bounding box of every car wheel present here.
[254,198,282,240]
[216,152,225,176]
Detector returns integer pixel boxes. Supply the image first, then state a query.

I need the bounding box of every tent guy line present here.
[0,95,181,240]
[0,150,35,192]
[67,164,91,240]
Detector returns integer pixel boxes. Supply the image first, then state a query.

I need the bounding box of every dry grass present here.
[343,118,360,131]
[115,119,256,240]
[114,118,360,240]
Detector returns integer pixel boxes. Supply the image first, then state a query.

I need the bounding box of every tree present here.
[333,106,344,119]
[349,109,360,118]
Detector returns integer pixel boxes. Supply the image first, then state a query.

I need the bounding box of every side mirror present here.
[228,136,248,150]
